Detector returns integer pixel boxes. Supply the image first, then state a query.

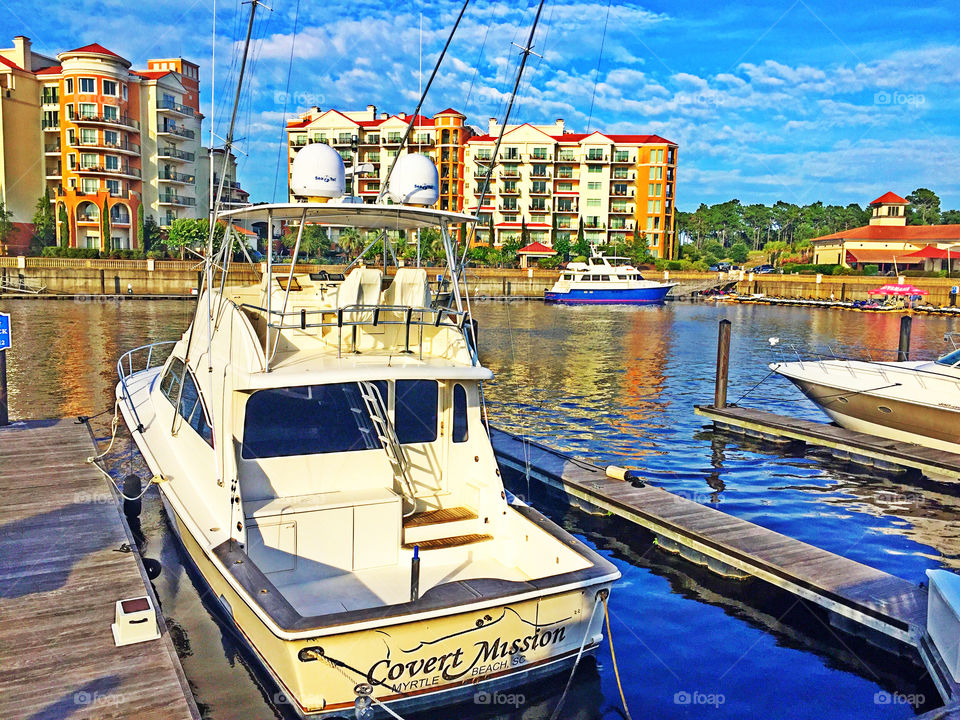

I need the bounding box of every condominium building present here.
[464,119,678,258]
[285,106,472,211]
[196,146,251,216]
[0,36,205,251]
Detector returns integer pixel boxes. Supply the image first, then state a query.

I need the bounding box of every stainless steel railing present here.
[116,341,177,432]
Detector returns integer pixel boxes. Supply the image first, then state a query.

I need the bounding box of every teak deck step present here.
[404,506,478,528]
[403,533,493,551]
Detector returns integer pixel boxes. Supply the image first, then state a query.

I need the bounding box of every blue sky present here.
[7,0,960,212]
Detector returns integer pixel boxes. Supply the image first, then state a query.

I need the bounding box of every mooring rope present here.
[603,594,634,720]
[83,400,162,501]
[548,594,603,720]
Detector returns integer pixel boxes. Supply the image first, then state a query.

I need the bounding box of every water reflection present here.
[2,297,956,718]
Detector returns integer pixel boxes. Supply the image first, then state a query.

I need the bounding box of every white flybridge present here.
[116,146,619,717]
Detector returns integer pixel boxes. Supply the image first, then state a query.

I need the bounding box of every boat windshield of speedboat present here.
[115,150,619,716]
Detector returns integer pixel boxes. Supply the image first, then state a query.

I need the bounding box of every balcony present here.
[529,186,550,196]
[411,138,434,146]
[44,143,61,155]
[555,206,579,214]
[360,135,380,145]
[158,193,196,206]
[41,90,59,105]
[611,155,634,164]
[157,124,196,141]
[72,113,140,130]
[383,136,402,146]
[158,147,195,163]
[528,154,551,162]
[76,163,141,180]
[500,186,520,195]
[611,189,635,197]
[290,136,308,147]
[498,205,519,212]
[583,221,605,229]
[157,99,195,117]
[530,168,551,178]
[77,213,99,224]
[585,154,608,163]
[333,137,352,147]
[609,206,633,214]
[159,169,196,184]
[556,155,577,163]
[76,138,141,156]
[42,119,60,131]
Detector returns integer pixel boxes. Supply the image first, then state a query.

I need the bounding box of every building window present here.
[102,80,118,96]
[503,147,518,160]
[65,78,74,94]
[587,181,601,191]
[586,198,600,207]
[103,105,118,121]
[387,131,402,143]
[81,177,98,193]
[531,181,547,194]
[614,150,630,162]
[531,147,547,160]
[531,198,547,211]
[649,166,663,180]
[106,179,120,196]
[476,149,491,161]
[80,153,98,168]
[122,85,127,100]
[79,77,95,94]
[41,86,59,104]
[80,128,97,144]
[588,165,603,174]
[79,103,96,119]
[586,148,604,160]
[105,155,119,170]
[338,132,351,143]
[104,130,118,147]
[502,198,517,211]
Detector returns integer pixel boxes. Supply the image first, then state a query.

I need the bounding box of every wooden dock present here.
[0,419,199,720]
[695,404,960,483]
[489,426,960,706]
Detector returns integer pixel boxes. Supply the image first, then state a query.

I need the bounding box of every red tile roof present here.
[870,191,908,205]
[518,241,556,254]
[34,65,62,75]
[66,43,124,59]
[845,249,922,264]
[814,225,960,242]
[436,107,464,116]
[0,55,21,70]
[466,130,675,145]
[131,70,170,80]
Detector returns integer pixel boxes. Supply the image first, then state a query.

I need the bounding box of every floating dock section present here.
[489,426,960,709]
[0,419,199,720]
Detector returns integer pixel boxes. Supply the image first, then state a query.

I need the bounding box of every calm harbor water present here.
[2,296,958,719]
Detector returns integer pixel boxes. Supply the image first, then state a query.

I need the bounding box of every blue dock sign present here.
[0,313,10,351]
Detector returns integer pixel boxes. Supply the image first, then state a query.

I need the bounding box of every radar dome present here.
[387,154,439,206]
[290,143,345,200]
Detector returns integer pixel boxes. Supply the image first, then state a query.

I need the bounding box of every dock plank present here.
[0,419,199,720]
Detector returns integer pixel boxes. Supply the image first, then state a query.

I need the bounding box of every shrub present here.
[862,264,879,276]
[831,265,855,275]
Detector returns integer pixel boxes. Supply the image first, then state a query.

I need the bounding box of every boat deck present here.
[0,419,199,720]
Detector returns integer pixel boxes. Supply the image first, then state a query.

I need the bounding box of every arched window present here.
[76,201,99,222]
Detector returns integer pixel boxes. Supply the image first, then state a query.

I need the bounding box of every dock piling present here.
[715,319,731,408]
[898,315,912,361]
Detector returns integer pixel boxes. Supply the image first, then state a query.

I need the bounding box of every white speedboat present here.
[545,254,676,305]
[771,339,960,453]
[115,148,619,717]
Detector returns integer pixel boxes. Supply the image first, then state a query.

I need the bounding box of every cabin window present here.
[159,357,184,402]
[453,384,468,443]
[178,371,214,447]
[937,349,960,367]
[242,383,382,459]
[395,380,438,444]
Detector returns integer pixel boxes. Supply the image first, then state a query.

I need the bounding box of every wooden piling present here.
[715,319,731,408]
[898,315,913,362]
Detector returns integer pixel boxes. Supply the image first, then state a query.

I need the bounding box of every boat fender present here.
[123,474,142,518]
[606,465,645,486]
[143,557,162,580]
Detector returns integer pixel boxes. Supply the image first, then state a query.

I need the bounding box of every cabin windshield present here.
[936,348,960,367]
[242,382,384,459]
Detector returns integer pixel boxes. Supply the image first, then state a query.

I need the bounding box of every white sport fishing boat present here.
[545,254,676,305]
[771,336,960,453]
[115,144,619,717]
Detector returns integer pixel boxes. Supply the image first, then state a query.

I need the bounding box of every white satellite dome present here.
[387,154,439,206]
[290,143,345,200]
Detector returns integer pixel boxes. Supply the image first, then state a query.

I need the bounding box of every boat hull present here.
[157,495,608,717]
[773,364,960,453]
[544,285,673,304]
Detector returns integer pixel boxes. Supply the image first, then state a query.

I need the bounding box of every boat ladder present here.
[358,381,418,506]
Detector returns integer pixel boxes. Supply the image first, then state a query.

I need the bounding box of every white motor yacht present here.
[115,148,619,717]
[771,338,960,453]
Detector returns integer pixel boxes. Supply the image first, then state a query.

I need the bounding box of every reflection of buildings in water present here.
[618,308,671,426]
